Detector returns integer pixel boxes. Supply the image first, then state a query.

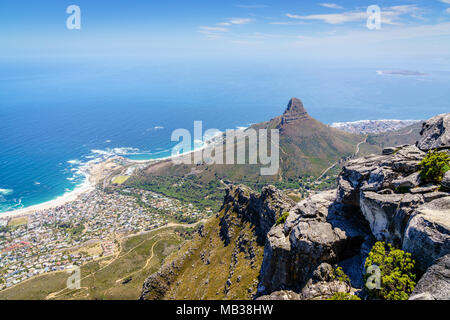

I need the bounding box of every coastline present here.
[0,129,230,219]
[1,177,95,220]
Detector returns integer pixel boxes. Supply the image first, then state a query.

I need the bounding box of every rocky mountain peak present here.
[285,98,307,114]
[281,98,310,125]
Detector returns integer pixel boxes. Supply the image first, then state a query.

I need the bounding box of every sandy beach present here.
[0,129,235,220]
[1,181,95,219]
[0,157,123,219]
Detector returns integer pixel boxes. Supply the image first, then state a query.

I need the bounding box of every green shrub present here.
[276,212,290,226]
[418,150,450,183]
[364,242,416,300]
[331,266,351,286]
[326,267,360,300]
[328,292,361,300]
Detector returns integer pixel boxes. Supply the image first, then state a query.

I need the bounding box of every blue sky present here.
[1,0,450,67]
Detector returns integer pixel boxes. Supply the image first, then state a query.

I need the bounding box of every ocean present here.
[1,57,449,213]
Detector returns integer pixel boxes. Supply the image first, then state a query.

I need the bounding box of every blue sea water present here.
[1,57,449,213]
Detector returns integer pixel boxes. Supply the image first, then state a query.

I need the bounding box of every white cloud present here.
[286,12,365,24]
[218,18,254,26]
[440,0,450,4]
[319,3,344,9]
[447,8,450,14]
[198,26,229,32]
[287,5,423,25]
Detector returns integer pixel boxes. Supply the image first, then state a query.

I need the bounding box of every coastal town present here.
[0,187,209,290]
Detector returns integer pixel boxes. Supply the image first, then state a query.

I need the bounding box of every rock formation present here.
[257,113,450,300]
[140,184,295,300]
[281,98,310,125]
[416,113,450,151]
[409,254,450,300]
[140,113,449,300]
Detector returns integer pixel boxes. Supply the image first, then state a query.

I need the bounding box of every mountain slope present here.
[132,98,364,186]
[252,98,363,178]
[140,185,295,300]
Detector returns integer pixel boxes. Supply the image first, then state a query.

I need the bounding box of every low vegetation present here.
[364,242,417,300]
[328,292,361,300]
[326,266,361,300]
[276,212,289,226]
[126,175,225,212]
[418,150,450,183]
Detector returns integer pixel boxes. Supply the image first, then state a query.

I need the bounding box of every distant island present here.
[377,70,429,76]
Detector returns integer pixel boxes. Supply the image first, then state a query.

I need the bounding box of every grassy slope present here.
[0,227,184,300]
[143,208,264,300]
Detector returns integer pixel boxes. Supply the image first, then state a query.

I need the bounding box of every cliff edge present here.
[257,113,450,300]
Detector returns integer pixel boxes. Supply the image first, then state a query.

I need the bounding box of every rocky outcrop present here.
[257,190,371,295]
[335,135,450,271]
[220,184,295,245]
[281,98,310,125]
[337,145,426,208]
[141,184,295,300]
[257,113,450,300]
[443,171,450,191]
[409,254,450,300]
[403,197,450,271]
[256,290,302,300]
[300,263,353,300]
[416,113,450,151]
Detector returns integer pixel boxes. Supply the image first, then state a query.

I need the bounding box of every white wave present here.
[67,177,75,181]
[91,147,141,157]
[113,147,140,155]
[0,189,13,196]
[67,159,82,165]
[91,149,114,156]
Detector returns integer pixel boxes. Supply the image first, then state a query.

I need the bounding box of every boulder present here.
[337,146,426,207]
[301,263,351,300]
[403,197,450,271]
[423,191,449,203]
[256,290,301,300]
[359,191,404,243]
[410,185,439,194]
[442,171,450,191]
[382,147,398,155]
[409,254,450,300]
[337,155,388,206]
[386,145,426,174]
[391,172,421,189]
[416,113,450,151]
[258,190,369,295]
